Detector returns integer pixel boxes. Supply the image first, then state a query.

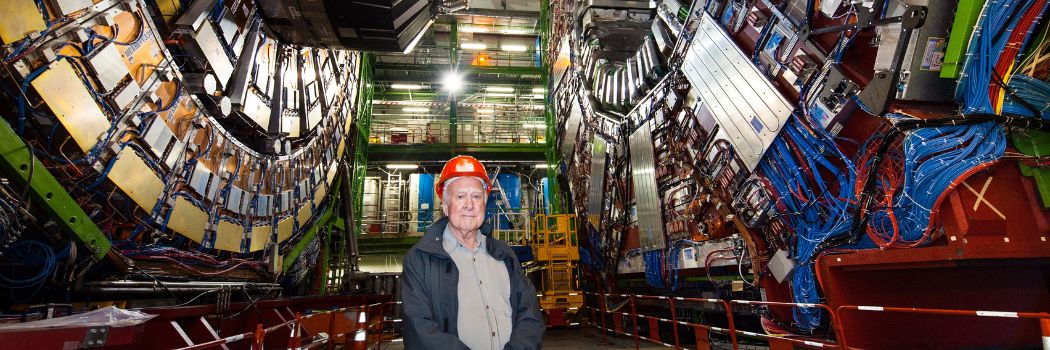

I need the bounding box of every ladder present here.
[381,173,403,236]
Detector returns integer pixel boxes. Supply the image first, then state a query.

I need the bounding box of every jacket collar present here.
[418,217,505,260]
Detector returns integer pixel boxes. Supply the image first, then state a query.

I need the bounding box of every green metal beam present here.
[374,63,545,77]
[0,119,111,260]
[358,236,421,255]
[282,182,338,270]
[539,0,563,214]
[368,143,547,162]
[449,21,459,151]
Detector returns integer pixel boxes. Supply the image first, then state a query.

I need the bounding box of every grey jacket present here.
[401,217,544,349]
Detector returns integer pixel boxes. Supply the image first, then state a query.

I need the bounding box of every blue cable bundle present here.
[865,118,1006,247]
[956,0,1046,115]
[757,115,857,330]
[1002,75,1050,119]
[642,249,665,289]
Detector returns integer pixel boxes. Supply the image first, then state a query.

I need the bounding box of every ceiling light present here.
[501,29,533,35]
[442,71,464,93]
[532,87,545,93]
[486,86,515,92]
[461,26,490,33]
[403,107,429,113]
[485,93,514,97]
[391,84,423,90]
[461,42,487,50]
[534,164,550,169]
[387,164,419,170]
[501,44,528,52]
[523,123,546,129]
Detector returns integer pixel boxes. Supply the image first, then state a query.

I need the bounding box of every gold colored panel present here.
[313,183,327,206]
[0,0,46,44]
[297,204,312,226]
[249,225,271,252]
[336,137,346,158]
[326,164,338,186]
[215,220,245,252]
[109,149,164,209]
[277,217,294,242]
[169,197,208,243]
[33,60,110,152]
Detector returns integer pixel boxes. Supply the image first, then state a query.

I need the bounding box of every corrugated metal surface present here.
[586,137,608,227]
[680,13,791,171]
[629,120,665,251]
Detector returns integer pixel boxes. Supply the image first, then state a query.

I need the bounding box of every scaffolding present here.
[531,214,583,326]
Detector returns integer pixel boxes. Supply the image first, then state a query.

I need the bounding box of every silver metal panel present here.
[88,44,130,93]
[629,120,665,251]
[298,180,309,201]
[192,22,234,89]
[280,191,291,211]
[164,140,184,168]
[143,119,173,157]
[206,172,221,199]
[258,194,273,216]
[681,14,791,170]
[586,137,607,227]
[53,0,92,16]
[228,187,244,213]
[561,96,583,159]
[189,165,211,195]
[113,80,142,109]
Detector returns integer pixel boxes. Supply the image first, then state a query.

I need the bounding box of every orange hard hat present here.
[436,155,492,200]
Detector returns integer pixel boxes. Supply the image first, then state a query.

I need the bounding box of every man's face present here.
[442,177,487,234]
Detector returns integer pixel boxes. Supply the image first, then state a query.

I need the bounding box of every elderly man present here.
[401,155,544,349]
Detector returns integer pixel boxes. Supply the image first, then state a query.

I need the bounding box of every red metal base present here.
[0,294,392,350]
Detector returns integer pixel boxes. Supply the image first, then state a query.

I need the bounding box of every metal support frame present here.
[449,21,459,151]
[0,119,110,259]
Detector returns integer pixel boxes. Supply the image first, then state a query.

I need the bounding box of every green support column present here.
[539,0,563,214]
[449,20,459,153]
[0,119,110,259]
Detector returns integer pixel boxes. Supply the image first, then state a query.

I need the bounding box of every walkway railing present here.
[581,291,1050,350]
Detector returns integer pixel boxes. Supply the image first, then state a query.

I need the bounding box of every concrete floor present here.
[378,327,668,349]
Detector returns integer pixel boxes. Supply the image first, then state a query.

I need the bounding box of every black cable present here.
[990,70,1041,117]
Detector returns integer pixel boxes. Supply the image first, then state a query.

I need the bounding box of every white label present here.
[976,311,1018,318]
[858,306,884,311]
[804,340,825,347]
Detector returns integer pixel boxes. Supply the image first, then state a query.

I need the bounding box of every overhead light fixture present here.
[485,93,514,97]
[501,44,528,52]
[461,42,487,50]
[523,123,546,129]
[486,86,515,92]
[534,164,550,169]
[386,164,419,170]
[475,109,495,114]
[501,29,533,35]
[391,84,423,90]
[528,94,544,99]
[403,107,429,113]
[442,71,464,93]
[402,19,435,54]
[532,87,545,93]
[461,26,490,33]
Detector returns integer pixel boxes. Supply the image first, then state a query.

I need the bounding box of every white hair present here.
[442,176,488,199]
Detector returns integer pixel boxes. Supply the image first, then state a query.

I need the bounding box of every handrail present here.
[581,291,1050,349]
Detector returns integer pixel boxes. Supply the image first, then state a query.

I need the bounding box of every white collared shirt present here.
[442,226,513,350]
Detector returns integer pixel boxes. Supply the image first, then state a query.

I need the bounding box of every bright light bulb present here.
[501,44,528,52]
[442,72,464,93]
[486,86,515,92]
[391,84,423,90]
[461,42,487,50]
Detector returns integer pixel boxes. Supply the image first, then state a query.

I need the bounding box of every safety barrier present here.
[170,301,403,350]
[581,292,1050,350]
